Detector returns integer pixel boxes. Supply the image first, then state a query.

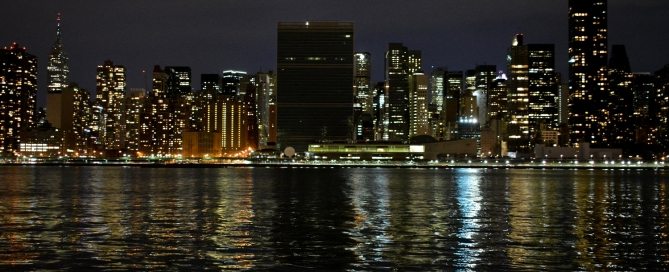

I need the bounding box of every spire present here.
[55,13,62,42]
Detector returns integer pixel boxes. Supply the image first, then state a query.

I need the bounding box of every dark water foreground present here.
[0,166,667,271]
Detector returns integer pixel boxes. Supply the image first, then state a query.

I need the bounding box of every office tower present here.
[653,66,669,151]
[124,88,145,153]
[528,44,559,133]
[474,65,496,128]
[568,0,608,145]
[46,13,70,129]
[409,72,429,137]
[459,73,479,141]
[95,60,126,150]
[429,68,446,139]
[444,71,463,140]
[277,21,354,151]
[140,66,170,156]
[353,52,373,142]
[354,52,372,113]
[51,83,91,154]
[385,43,421,142]
[165,66,192,154]
[607,45,634,147]
[222,70,247,96]
[508,34,559,152]
[630,73,655,145]
[488,72,508,122]
[255,71,277,148]
[0,43,37,154]
[507,34,530,152]
[372,82,387,141]
[201,74,222,94]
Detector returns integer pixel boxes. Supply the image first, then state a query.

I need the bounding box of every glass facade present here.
[277,21,354,151]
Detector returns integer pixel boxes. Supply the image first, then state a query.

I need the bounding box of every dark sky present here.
[2,0,668,106]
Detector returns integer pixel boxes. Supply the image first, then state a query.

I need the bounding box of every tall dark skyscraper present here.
[568,0,608,146]
[277,21,354,151]
[0,43,37,154]
[607,45,634,147]
[385,43,421,142]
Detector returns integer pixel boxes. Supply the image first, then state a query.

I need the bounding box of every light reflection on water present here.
[0,166,667,270]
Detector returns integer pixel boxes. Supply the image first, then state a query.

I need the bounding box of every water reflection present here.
[0,167,667,270]
[455,168,482,269]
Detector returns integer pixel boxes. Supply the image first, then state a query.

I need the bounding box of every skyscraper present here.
[607,45,634,147]
[95,60,126,150]
[385,43,421,142]
[353,52,373,142]
[0,43,37,154]
[277,21,354,151]
[568,0,608,146]
[255,71,277,148]
[46,13,70,129]
[47,13,69,95]
[409,72,429,137]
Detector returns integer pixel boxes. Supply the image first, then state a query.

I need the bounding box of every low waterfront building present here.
[307,139,477,161]
[534,143,622,160]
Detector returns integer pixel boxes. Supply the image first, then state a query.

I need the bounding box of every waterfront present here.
[1,166,667,270]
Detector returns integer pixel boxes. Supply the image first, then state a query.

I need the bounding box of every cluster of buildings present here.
[1,1,668,161]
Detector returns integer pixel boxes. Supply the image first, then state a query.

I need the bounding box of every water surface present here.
[0,166,667,270]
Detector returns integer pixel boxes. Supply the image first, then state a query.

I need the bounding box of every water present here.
[0,166,667,271]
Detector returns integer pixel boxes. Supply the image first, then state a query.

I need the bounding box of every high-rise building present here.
[372,82,387,141]
[0,43,37,154]
[508,34,559,152]
[165,66,192,154]
[95,60,126,150]
[277,21,354,151]
[124,88,145,154]
[385,43,421,142]
[568,0,608,146]
[353,52,373,142]
[474,65,496,128]
[201,74,222,94]
[527,44,559,133]
[255,71,277,148]
[429,68,446,139]
[607,45,634,147]
[46,13,70,129]
[444,71,464,140]
[222,70,247,96]
[409,72,429,137]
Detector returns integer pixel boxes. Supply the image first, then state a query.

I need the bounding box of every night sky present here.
[2,0,668,106]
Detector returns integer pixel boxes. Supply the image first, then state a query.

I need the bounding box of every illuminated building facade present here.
[277,21,354,151]
[444,71,463,140]
[353,52,373,142]
[568,0,608,146]
[124,88,145,153]
[95,60,126,150]
[385,43,421,142]
[474,65,496,128]
[429,68,446,139]
[409,72,429,137]
[0,43,37,155]
[57,83,92,154]
[527,43,559,133]
[165,66,192,154]
[372,82,387,141]
[255,71,277,148]
[222,70,247,96]
[508,34,559,152]
[140,66,171,156]
[606,45,634,147]
[46,13,70,129]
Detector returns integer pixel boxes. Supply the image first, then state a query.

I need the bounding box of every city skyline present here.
[2,0,668,106]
